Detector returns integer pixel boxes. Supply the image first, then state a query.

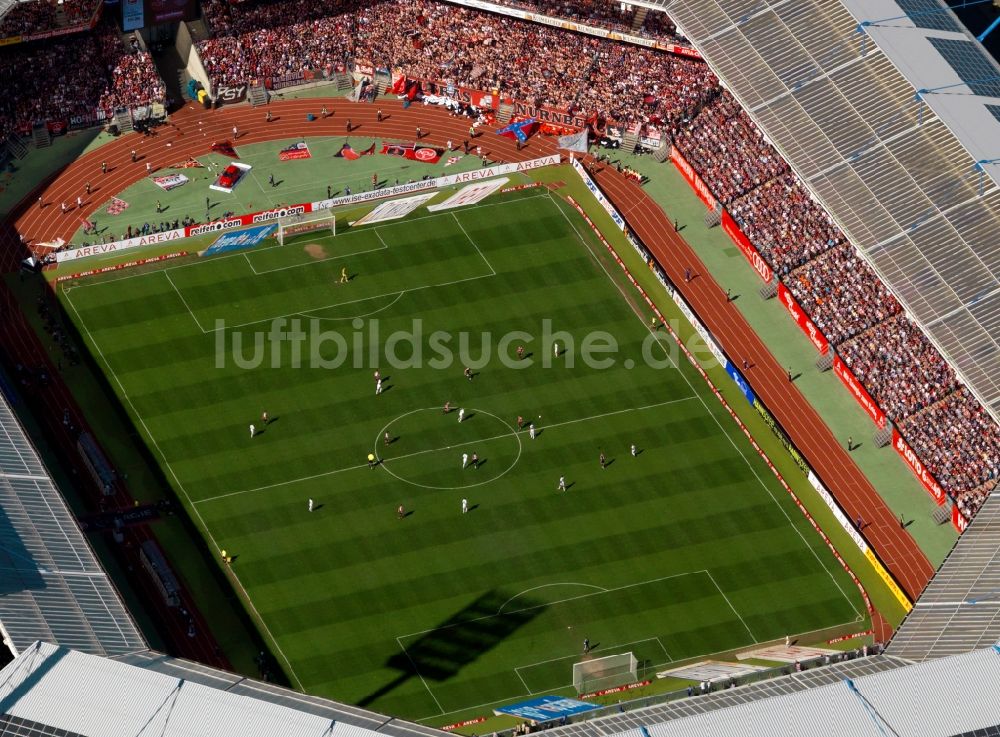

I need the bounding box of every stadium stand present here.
[0,18,165,142]
[196,0,715,131]
[0,390,146,657]
[477,0,685,43]
[663,0,1000,519]
[889,493,1000,661]
[0,0,96,39]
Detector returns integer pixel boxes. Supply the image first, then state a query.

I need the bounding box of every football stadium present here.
[1,0,1000,734]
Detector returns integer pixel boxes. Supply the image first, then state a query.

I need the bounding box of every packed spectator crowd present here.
[197,0,714,131]
[667,88,999,516]
[0,19,165,141]
[784,244,901,347]
[493,0,686,44]
[899,388,1000,498]
[0,0,96,38]
[838,315,959,422]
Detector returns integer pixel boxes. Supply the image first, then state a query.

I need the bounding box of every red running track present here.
[2,97,930,646]
[592,167,935,602]
[10,99,562,254]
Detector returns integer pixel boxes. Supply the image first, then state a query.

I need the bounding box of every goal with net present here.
[275,209,336,245]
[572,652,638,694]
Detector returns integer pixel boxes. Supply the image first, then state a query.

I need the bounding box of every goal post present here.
[276,209,336,246]
[572,652,638,694]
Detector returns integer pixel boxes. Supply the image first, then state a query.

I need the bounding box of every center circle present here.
[374,407,523,490]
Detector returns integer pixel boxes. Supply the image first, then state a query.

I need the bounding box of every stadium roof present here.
[541,654,910,737]
[542,646,1000,737]
[665,0,1000,425]
[0,641,447,737]
[0,394,145,657]
[889,493,1000,661]
[110,650,449,737]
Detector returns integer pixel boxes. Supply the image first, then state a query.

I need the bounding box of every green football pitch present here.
[60,185,866,721]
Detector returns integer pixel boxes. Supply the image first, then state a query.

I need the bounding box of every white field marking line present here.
[412,617,864,724]
[297,290,405,322]
[513,636,672,673]
[396,570,707,641]
[497,582,608,614]
[515,668,534,695]
[62,289,306,691]
[245,241,388,276]
[547,194,677,372]
[210,269,498,333]
[150,204,506,332]
[706,569,757,644]
[655,636,673,662]
[451,211,496,276]
[193,396,699,505]
[395,636,445,715]
[163,270,205,333]
[552,191,864,618]
[60,195,548,290]
[373,228,391,250]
